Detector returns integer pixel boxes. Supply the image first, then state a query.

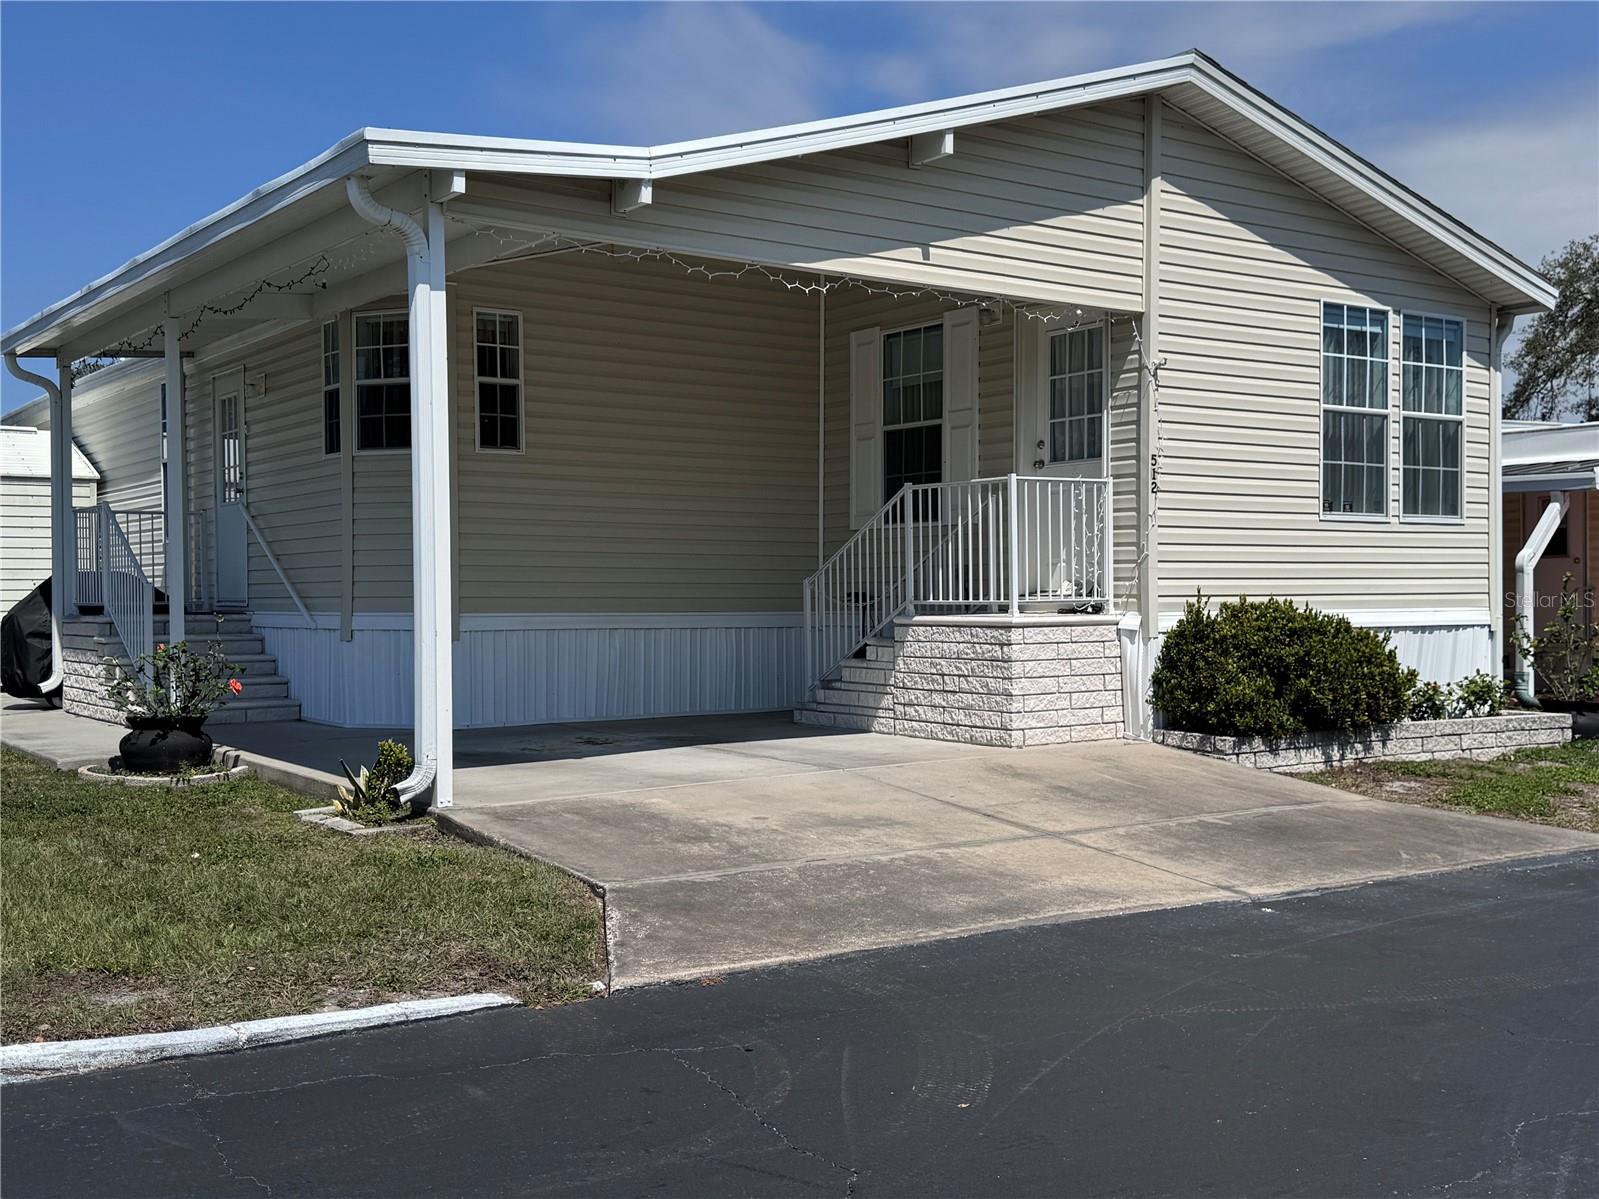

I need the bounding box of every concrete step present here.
[793,704,894,733]
[219,675,291,701]
[864,641,897,664]
[202,698,302,724]
[839,662,893,687]
[814,683,891,709]
[802,691,895,718]
[157,616,255,636]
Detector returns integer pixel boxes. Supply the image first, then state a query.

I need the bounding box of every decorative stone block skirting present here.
[1154,711,1572,773]
[796,615,1125,747]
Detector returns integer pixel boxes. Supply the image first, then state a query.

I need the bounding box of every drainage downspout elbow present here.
[5,353,67,694]
[344,177,434,804]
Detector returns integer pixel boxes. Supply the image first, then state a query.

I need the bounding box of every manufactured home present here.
[3,51,1555,807]
[0,427,98,612]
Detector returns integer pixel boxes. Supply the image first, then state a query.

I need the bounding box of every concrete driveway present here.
[441,713,1597,987]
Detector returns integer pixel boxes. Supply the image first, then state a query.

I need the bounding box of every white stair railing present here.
[74,507,102,607]
[802,475,1112,688]
[99,502,155,682]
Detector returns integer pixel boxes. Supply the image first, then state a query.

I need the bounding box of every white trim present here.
[251,610,805,631]
[1156,606,1490,633]
[351,308,411,454]
[320,318,341,458]
[4,53,1553,361]
[1398,309,1468,522]
[1317,299,1394,522]
[471,306,525,454]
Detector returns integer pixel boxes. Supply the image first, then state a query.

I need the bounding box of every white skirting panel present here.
[255,613,805,728]
[1378,624,1492,684]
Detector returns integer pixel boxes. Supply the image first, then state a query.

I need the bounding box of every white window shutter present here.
[943,306,979,482]
[849,326,883,529]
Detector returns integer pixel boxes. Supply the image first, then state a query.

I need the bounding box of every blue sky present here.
[3,1,1596,410]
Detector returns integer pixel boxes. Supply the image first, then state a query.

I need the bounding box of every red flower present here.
[156,643,166,651]
[228,679,243,695]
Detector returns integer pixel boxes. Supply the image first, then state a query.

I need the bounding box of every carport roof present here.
[2,49,1555,362]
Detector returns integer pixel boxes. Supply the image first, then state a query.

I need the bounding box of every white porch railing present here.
[73,506,216,612]
[802,474,1112,687]
[98,504,155,681]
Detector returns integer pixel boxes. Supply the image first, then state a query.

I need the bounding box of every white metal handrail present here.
[100,502,155,682]
[242,505,313,626]
[187,509,214,611]
[802,474,1112,687]
[75,508,102,607]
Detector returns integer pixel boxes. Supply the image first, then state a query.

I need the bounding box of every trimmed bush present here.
[1151,595,1415,737]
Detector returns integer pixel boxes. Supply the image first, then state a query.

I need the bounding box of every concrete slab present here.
[1,697,123,769]
[608,836,1226,986]
[1072,795,1596,897]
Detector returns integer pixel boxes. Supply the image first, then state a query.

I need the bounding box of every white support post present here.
[4,353,69,693]
[1007,473,1021,616]
[55,361,76,618]
[163,321,187,642]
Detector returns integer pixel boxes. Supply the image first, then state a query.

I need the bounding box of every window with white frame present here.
[354,312,410,451]
[882,323,943,501]
[321,320,341,456]
[474,310,523,451]
[1400,314,1464,518]
[1320,302,1389,516]
[1048,325,1104,464]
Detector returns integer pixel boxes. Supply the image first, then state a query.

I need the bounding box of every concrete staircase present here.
[61,611,301,725]
[793,635,898,732]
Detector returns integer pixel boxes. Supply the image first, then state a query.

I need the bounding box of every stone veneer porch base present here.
[796,614,1124,748]
[1153,711,1573,773]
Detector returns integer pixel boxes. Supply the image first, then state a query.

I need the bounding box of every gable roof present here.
[1,50,1555,360]
[0,426,100,481]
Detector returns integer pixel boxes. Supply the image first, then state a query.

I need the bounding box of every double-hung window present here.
[1320,303,1389,516]
[321,320,341,456]
[1401,314,1464,519]
[354,312,410,451]
[882,323,943,501]
[474,310,523,451]
[1047,326,1104,464]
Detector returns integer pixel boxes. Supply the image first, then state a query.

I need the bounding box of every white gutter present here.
[1512,490,1570,708]
[3,354,67,695]
[343,177,437,807]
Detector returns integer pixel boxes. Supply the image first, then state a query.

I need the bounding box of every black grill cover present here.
[2,578,59,700]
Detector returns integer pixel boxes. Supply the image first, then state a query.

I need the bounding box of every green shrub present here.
[1150,594,1415,737]
[1408,680,1451,721]
[1452,671,1506,718]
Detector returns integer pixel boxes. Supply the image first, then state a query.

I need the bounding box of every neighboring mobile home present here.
[0,427,98,612]
[3,51,1555,807]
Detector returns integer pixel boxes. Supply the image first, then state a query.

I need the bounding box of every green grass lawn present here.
[0,748,603,1043]
[1305,740,1599,832]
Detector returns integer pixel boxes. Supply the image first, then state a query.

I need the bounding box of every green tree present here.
[1505,234,1599,422]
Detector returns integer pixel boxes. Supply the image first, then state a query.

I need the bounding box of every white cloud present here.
[522,4,838,143]
[1363,91,1599,267]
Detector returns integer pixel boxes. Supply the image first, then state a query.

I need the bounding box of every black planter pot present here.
[1538,698,1599,740]
[117,717,214,774]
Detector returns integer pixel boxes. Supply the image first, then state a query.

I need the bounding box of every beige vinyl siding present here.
[1153,108,1493,619]
[20,363,163,511]
[0,476,96,611]
[184,327,343,612]
[466,100,1148,313]
[1106,318,1142,609]
[447,253,818,613]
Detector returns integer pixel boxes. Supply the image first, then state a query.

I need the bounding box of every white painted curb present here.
[0,993,520,1082]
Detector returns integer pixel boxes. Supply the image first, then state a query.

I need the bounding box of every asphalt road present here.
[5,851,1596,1198]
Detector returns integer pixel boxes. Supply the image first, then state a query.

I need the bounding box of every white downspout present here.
[1513,490,1569,708]
[5,353,68,695]
[345,176,452,807]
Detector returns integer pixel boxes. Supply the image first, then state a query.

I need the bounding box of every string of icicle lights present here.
[449,217,1169,612]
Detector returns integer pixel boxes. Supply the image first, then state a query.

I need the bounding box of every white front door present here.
[214,383,248,608]
[1017,319,1110,600]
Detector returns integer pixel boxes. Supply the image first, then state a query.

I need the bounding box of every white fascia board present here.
[1,136,373,357]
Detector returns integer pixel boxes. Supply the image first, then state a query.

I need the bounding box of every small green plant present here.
[333,740,417,825]
[1408,680,1451,721]
[1528,574,1598,702]
[1150,593,1414,737]
[1452,670,1507,718]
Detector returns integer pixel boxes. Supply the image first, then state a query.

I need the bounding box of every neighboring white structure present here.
[1501,420,1599,697]
[0,426,98,612]
[2,51,1558,806]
